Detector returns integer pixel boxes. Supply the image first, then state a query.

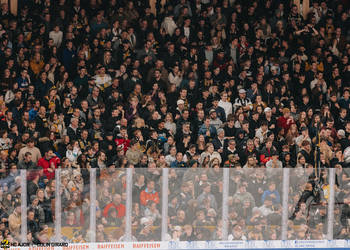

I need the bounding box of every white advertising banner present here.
[4,240,350,250]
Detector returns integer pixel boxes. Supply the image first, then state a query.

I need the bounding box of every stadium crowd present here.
[0,0,348,244]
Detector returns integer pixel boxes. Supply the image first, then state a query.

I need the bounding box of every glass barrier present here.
[288,168,330,240]
[93,168,125,242]
[133,168,162,241]
[167,168,223,241]
[8,167,345,243]
[0,165,22,244]
[28,169,56,244]
[228,168,283,240]
[333,166,348,240]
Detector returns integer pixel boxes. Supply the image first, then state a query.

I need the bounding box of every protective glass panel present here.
[288,168,329,240]
[60,167,90,243]
[333,166,347,239]
[26,169,55,243]
[23,166,342,243]
[96,168,126,242]
[0,165,22,243]
[228,168,283,240]
[133,167,162,241]
[167,168,223,241]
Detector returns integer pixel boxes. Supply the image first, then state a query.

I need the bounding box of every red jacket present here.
[115,138,130,153]
[277,116,294,134]
[37,156,60,180]
[103,203,126,218]
[140,189,160,206]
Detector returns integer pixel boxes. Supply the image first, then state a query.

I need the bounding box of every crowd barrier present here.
[2,167,349,245]
[4,240,350,249]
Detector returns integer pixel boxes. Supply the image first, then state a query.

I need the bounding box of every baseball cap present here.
[337,129,345,137]
[177,99,184,105]
[239,89,246,94]
[264,107,271,113]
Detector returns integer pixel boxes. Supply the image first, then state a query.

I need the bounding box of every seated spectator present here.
[277,108,295,135]
[262,182,280,205]
[37,149,60,180]
[8,203,21,239]
[140,180,160,207]
[143,201,161,225]
[228,224,247,240]
[265,151,283,169]
[126,139,143,165]
[18,152,37,170]
[232,185,255,208]
[103,194,126,218]
[27,209,40,236]
[259,139,275,165]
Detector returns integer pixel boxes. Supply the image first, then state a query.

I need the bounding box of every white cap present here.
[239,89,246,94]
[338,129,345,137]
[264,107,272,113]
[177,99,184,105]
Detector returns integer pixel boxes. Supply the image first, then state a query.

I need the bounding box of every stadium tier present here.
[0,0,349,248]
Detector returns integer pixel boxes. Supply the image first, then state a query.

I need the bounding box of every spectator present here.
[232,185,255,208]
[8,203,21,238]
[126,139,143,165]
[198,117,217,140]
[140,180,159,207]
[18,138,41,164]
[18,152,37,170]
[37,149,59,180]
[265,151,283,169]
[261,182,280,205]
[103,193,125,219]
[233,89,252,112]
[277,108,295,134]
[228,224,247,240]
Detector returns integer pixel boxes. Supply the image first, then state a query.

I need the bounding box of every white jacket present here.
[218,100,232,119]
[161,17,177,36]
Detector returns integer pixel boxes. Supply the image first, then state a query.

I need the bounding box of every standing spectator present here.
[218,91,232,119]
[49,25,63,48]
[62,40,76,75]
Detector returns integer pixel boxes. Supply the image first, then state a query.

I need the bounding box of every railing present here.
[4,167,345,243]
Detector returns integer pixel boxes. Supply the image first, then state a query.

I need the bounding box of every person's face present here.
[208,144,214,153]
[113,194,121,204]
[148,181,155,191]
[99,152,106,161]
[176,153,183,161]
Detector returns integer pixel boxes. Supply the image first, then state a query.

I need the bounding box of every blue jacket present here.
[262,190,280,204]
[198,124,217,138]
